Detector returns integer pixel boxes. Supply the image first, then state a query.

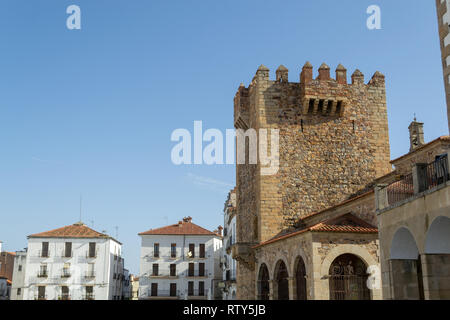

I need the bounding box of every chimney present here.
[183,216,192,223]
[409,118,425,151]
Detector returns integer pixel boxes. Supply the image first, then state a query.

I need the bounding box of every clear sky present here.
[0,0,447,274]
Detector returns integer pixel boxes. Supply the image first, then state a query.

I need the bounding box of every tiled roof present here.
[28,222,117,242]
[254,213,378,248]
[139,217,219,236]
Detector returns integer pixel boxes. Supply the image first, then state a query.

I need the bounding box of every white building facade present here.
[138,217,222,300]
[221,189,237,300]
[13,222,124,300]
[10,250,27,300]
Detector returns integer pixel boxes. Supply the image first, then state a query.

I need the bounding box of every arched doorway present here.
[274,260,289,300]
[257,264,270,300]
[390,227,423,300]
[295,256,307,300]
[328,254,371,300]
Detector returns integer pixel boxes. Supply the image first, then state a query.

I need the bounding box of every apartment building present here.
[11,222,124,300]
[138,217,222,300]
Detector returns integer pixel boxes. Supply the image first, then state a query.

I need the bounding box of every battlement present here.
[234,62,386,129]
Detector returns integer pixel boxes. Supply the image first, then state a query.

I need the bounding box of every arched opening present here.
[425,216,450,254]
[389,227,423,300]
[423,216,450,299]
[257,264,270,300]
[274,260,289,300]
[328,254,371,300]
[295,256,307,300]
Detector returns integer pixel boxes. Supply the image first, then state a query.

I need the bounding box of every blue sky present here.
[0,0,447,274]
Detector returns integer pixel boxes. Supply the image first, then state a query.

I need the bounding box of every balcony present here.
[60,251,73,258]
[37,251,50,258]
[85,271,96,279]
[61,270,71,278]
[82,294,95,300]
[148,290,180,299]
[377,155,450,211]
[34,295,47,301]
[37,271,48,278]
[186,270,208,278]
[58,295,71,300]
[149,273,178,279]
[187,289,208,299]
[86,250,98,259]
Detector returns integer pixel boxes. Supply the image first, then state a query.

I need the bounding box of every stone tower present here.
[436,0,450,133]
[232,62,392,299]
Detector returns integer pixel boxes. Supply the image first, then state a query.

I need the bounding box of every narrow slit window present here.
[336,101,342,115]
[308,99,315,114]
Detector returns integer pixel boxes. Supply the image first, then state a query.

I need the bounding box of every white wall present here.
[139,234,222,300]
[22,237,122,300]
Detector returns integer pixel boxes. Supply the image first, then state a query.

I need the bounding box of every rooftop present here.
[28,222,121,244]
[138,217,222,237]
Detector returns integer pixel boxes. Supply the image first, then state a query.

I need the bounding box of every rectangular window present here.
[199,263,205,277]
[151,283,158,297]
[199,281,205,296]
[152,264,159,276]
[170,264,176,277]
[39,264,48,277]
[188,263,194,277]
[85,286,94,300]
[188,281,194,296]
[63,263,70,277]
[87,263,95,278]
[171,243,177,258]
[154,243,159,258]
[89,242,96,258]
[170,283,177,297]
[188,244,195,258]
[18,265,22,272]
[41,242,49,257]
[38,286,46,300]
[64,242,72,257]
[17,288,21,295]
[61,286,69,300]
[199,244,205,258]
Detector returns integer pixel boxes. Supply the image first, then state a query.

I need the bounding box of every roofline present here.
[253,212,378,249]
[27,235,122,245]
[390,136,450,164]
[138,232,222,238]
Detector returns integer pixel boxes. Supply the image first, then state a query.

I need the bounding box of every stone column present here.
[268,280,274,300]
[288,277,296,300]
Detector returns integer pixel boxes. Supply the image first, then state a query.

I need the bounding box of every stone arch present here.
[389,227,424,300]
[319,245,379,300]
[320,245,377,277]
[273,259,289,300]
[425,216,450,254]
[257,263,270,300]
[390,227,419,259]
[294,255,307,300]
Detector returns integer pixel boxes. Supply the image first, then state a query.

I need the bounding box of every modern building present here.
[220,189,237,300]
[12,221,124,300]
[138,217,223,300]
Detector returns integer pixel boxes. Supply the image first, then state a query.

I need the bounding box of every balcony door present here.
[170,283,177,297]
[151,283,158,297]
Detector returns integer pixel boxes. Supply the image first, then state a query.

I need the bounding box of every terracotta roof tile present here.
[254,213,377,248]
[28,222,117,242]
[138,218,219,236]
